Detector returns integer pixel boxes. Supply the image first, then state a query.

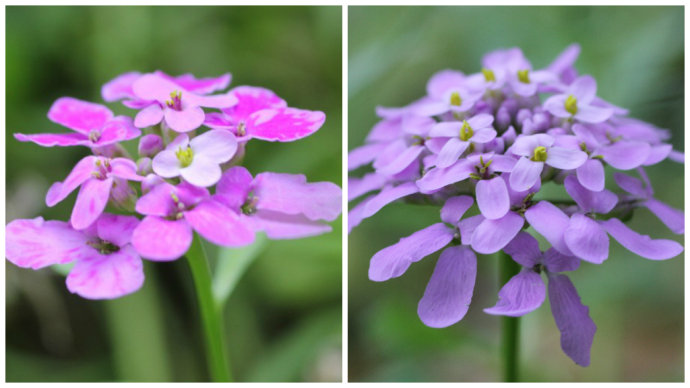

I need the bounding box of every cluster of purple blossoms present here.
[7,71,341,300]
[348,45,684,366]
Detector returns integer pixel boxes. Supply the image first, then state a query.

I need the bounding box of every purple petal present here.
[471,211,524,254]
[48,97,113,134]
[214,166,253,211]
[543,95,571,118]
[46,156,97,206]
[368,223,453,282]
[509,158,544,192]
[224,86,287,121]
[543,248,580,273]
[548,274,596,367]
[246,107,325,142]
[503,231,541,268]
[418,246,477,328]
[6,217,91,269]
[467,113,495,129]
[348,143,387,171]
[564,213,609,264]
[644,199,684,234]
[429,122,462,138]
[600,218,684,260]
[576,158,605,191]
[435,138,470,168]
[152,149,183,179]
[357,183,417,221]
[440,195,474,224]
[568,75,596,104]
[510,133,555,157]
[71,178,113,230]
[66,245,144,299]
[131,216,192,261]
[416,160,473,193]
[96,214,139,247]
[254,172,342,222]
[599,141,651,170]
[180,156,222,188]
[134,103,164,128]
[613,172,648,197]
[574,105,613,124]
[249,210,331,239]
[458,214,484,246]
[484,270,545,317]
[471,128,497,143]
[164,105,205,133]
[349,173,387,201]
[101,71,141,102]
[426,69,465,98]
[524,201,573,256]
[14,132,90,147]
[564,175,617,214]
[545,147,588,170]
[185,199,254,247]
[376,144,425,175]
[668,150,684,163]
[643,144,672,166]
[189,129,238,164]
[476,177,510,220]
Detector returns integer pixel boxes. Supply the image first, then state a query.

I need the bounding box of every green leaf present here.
[212,233,267,308]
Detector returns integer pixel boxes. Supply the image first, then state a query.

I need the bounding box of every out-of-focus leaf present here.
[212,233,267,309]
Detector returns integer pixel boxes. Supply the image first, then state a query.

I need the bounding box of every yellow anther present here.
[450,92,462,107]
[565,95,578,115]
[175,146,194,168]
[459,120,473,141]
[481,68,496,82]
[517,69,530,84]
[531,146,548,162]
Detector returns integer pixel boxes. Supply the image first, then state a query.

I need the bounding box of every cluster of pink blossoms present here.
[348,45,683,366]
[7,71,341,300]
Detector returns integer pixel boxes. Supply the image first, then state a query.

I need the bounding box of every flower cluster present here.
[7,71,341,300]
[348,45,684,366]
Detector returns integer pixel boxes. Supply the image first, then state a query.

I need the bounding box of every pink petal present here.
[94,116,141,146]
[46,156,98,207]
[524,201,573,256]
[166,71,231,95]
[132,73,179,102]
[564,213,609,264]
[214,166,253,211]
[189,129,238,164]
[152,149,183,179]
[109,158,144,182]
[186,92,238,109]
[6,217,91,269]
[484,270,545,317]
[135,182,176,217]
[134,104,164,128]
[246,107,325,142]
[101,71,141,102]
[600,218,684,260]
[250,210,331,239]
[223,86,287,121]
[48,97,113,134]
[14,132,91,147]
[418,246,477,328]
[96,214,140,247]
[471,212,524,254]
[204,112,235,129]
[71,178,113,230]
[476,176,510,220]
[164,105,205,133]
[66,245,144,299]
[576,158,605,192]
[180,156,222,187]
[185,199,254,247]
[131,216,192,261]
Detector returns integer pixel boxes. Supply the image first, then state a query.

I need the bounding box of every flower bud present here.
[138,134,163,158]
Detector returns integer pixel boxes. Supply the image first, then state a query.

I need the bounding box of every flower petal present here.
[48,97,113,133]
[416,160,473,193]
[418,246,477,328]
[471,128,497,143]
[249,210,331,239]
[134,103,164,128]
[508,158,543,192]
[484,270,545,317]
[543,248,580,273]
[189,129,238,164]
[246,107,325,142]
[101,71,141,102]
[568,75,597,104]
[348,143,388,171]
[426,69,465,98]
[576,158,605,192]
[14,132,91,147]
[180,155,222,187]
[66,245,144,299]
[164,105,205,133]
[548,274,596,366]
[435,138,470,168]
[440,195,474,224]
[574,105,613,123]
[94,116,141,146]
[564,213,609,264]
[135,182,176,217]
[132,73,178,102]
[131,216,192,261]
[644,198,684,234]
[203,112,235,129]
[46,156,97,206]
[476,176,510,220]
[599,141,651,170]
[376,144,425,176]
[471,211,524,254]
[368,223,453,282]
[96,214,140,247]
[214,166,253,211]
[359,183,418,221]
[545,147,588,170]
[349,172,388,201]
[71,178,113,230]
[600,218,684,260]
[152,149,182,179]
[524,201,573,256]
[503,231,541,268]
[564,175,617,214]
[167,72,232,95]
[185,199,254,247]
[613,172,648,197]
[224,86,287,121]
[109,158,144,182]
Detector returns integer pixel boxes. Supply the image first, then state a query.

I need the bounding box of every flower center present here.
[517,69,530,84]
[469,155,493,180]
[88,130,101,143]
[87,239,120,255]
[91,158,112,180]
[449,92,462,107]
[481,68,496,82]
[564,94,578,115]
[459,120,474,141]
[166,90,183,111]
[237,121,247,137]
[531,146,548,162]
[241,194,259,215]
[175,146,194,168]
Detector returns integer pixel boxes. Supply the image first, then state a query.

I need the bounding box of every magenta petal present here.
[599,141,651,170]
[250,210,331,239]
[185,199,254,247]
[6,217,91,269]
[564,213,609,264]
[564,175,617,214]
[368,223,453,282]
[524,201,573,256]
[14,132,90,147]
[509,158,544,192]
[96,214,139,247]
[254,172,342,222]
[476,177,510,220]
[548,274,596,367]
[644,199,684,234]
[503,231,541,268]
[164,105,205,133]
[471,212,524,254]
[110,158,144,182]
[71,178,113,230]
[135,182,175,217]
[169,72,232,95]
[204,112,235,129]
[131,216,192,261]
[66,245,144,300]
[95,116,141,146]
[46,156,97,206]
[48,97,113,133]
[224,86,287,121]
[418,246,477,328]
[440,195,474,224]
[215,166,253,211]
[102,71,141,102]
[246,107,325,142]
[134,104,164,128]
[600,218,683,260]
[576,159,605,192]
[484,270,545,317]
[187,92,238,109]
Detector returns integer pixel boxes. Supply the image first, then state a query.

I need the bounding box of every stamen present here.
[517,69,530,84]
[88,130,101,143]
[175,146,194,168]
[449,92,462,107]
[459,120,474,141]
[531,146,548,162]
[237,121,247,136]
[481,68,496,82]
[165,90,183,111]
[565,95,578,115]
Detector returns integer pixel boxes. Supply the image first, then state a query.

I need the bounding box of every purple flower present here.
[416,153,516,194]
[214,166,342,239]
[131,73,238,133]
[6,214,144,299]
[151,129,238,187]
[543,75,614,123]
[485,232,596,366]
[15,97,140,148]
[46,156,143,230]
[428,113,497,168]
[204,86,326,142]
[138,134,164,158]
[131,181,254,261]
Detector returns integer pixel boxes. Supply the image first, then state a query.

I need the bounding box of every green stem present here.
[186,234,233,382]
[499,250,521,382]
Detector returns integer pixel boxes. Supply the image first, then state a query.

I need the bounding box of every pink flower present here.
[151,129,238,187]
[131,182,254,261]
[14,97,140,148]
[6,214,145,299]
[213,166,342,239]
[204,86,326,142]
[46,156,144,230]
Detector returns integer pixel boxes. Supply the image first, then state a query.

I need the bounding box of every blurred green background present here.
[6,6,342,382]
[349,6,683,382]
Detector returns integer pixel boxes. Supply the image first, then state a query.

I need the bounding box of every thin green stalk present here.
[186,234,232,382]
[499,250,521,382]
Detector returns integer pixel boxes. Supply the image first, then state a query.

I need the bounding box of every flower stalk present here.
[500,250,521,382]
